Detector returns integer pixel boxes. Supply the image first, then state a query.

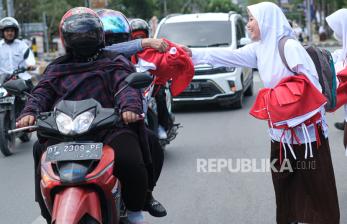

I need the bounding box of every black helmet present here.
[130,18,150,39]
[0,17,20,38]
[59,7,105,57]
[95,9,130,46]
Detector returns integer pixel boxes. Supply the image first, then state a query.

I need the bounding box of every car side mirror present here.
[2,79,30,96]
[125,72,153,89]
[238,37,251,48]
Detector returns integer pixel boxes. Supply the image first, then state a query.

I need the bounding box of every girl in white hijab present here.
[326,9,347,72]
[326,9,347,137]
[192,2,339,224]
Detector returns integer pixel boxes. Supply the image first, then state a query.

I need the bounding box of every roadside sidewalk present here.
[314,39,340,47]
[311,34,340,48]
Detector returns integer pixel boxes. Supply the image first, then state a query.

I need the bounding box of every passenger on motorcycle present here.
[16,7,151,224]
[130,18,174,140]
[0,17,35,81]
[98,9,168,58]
[96,8,167,218]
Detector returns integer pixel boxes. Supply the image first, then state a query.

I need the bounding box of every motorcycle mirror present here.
[125,72,153,89]
[23,48,30,60]
[2,79,30,95]
[0,74,11,85]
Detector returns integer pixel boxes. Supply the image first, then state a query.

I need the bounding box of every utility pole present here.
[0,0,3,18]
[306,0,312,44]
[163,0,167,16]
[43,12,49,53]
[6,0,14,17]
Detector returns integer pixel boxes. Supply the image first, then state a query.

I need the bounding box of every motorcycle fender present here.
[52,187,102,224]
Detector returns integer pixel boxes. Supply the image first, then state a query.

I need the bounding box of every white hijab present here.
[326,9,347,67]
[247,2,319,89]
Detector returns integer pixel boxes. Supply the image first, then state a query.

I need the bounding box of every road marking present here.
[31,216,45,224]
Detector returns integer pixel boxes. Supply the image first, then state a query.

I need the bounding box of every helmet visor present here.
[62,14,103,47]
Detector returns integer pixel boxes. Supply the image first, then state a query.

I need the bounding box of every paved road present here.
[1,71,347,224]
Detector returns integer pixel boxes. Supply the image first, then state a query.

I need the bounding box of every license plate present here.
[184,83,201,92]
[46,142,103,162]
[0,96,15,104]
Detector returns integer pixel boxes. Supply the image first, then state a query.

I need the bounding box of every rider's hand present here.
[16,115,36,128]
[122,111,141,125]
[177,44,192,57]
[141,38,168,52]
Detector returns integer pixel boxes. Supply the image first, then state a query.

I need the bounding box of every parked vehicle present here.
[0,48,32,156]
[6,72,152,223]
[154,12,253,109]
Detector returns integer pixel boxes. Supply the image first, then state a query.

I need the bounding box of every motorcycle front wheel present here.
[0,112,15,156]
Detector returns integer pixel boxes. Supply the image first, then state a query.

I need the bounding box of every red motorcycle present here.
[6,72,152,224]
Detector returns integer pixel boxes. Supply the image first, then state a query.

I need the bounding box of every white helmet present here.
[0,17,20,38]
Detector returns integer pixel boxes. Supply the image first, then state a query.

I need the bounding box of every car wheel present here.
[244,80,254,96]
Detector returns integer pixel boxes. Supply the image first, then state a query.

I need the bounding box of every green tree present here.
[204,0,241,13]
[108,0,158,19]
[247,0,276,4]
[14,0,86,37]
[34,0,71,37]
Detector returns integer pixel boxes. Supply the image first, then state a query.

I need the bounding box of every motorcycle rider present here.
[0,17,35,142]
[16,7,153,224]
[130,18,174,140]
[0,17,35,81]
[96,9,167,217]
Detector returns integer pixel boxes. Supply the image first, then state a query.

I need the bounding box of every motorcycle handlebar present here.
[13,67,28,75]
[8,125,38,134]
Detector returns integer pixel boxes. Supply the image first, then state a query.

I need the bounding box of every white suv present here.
[154,12,253,109]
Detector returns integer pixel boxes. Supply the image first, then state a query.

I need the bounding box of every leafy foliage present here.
[9,0,347,39]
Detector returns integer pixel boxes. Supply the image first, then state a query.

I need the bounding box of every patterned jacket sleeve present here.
[19,77,57,118]
[111,57,143,115]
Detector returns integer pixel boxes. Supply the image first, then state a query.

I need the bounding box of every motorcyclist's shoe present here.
[157,125,167,139]
[143,192,167,217]
[334,121,345,131]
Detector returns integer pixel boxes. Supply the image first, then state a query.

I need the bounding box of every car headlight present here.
[56,110,95,135]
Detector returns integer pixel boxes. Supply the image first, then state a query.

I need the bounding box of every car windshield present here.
[156,21,232,48]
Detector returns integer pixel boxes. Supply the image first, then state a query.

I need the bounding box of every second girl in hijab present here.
[190,2,339,224]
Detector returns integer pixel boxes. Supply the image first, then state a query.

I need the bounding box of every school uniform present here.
[327,9,347,122]
[192,2,339,223]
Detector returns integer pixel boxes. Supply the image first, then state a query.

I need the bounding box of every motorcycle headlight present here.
[56,112,73,135]
[0,87,8,97]
[56,110,95,135]
[72,110,95,134]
